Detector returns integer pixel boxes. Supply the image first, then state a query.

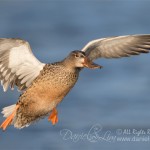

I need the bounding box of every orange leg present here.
[48,108,58,125]
[0,105,19,131]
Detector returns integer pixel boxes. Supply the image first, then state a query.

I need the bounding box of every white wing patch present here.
[0,38,45,92]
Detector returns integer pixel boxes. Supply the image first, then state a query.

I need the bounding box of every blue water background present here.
[0,0,150,149]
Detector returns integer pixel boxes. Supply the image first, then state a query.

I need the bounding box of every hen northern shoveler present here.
[0,34,150,130]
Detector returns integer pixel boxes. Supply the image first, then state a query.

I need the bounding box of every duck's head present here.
[65,50,102,69]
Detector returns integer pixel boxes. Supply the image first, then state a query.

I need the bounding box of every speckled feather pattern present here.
[13,63,79,128]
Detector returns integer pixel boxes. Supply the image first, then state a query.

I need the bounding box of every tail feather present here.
[1,104,16,118]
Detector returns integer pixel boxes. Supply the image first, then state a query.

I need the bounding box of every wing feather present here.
[81,35,150,60]
[0,38,45,92]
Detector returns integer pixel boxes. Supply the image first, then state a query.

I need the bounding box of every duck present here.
[0,34,150,130]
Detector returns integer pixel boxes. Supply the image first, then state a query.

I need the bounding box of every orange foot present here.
[48,108,58,125]
[0,105,19,131]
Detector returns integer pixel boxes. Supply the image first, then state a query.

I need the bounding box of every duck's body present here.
[0,34,150,130]
[15,63,79,128]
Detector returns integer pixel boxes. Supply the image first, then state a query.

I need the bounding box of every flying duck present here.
[0,34,150,130]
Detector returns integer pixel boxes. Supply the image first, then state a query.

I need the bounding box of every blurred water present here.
[0,0,150,150]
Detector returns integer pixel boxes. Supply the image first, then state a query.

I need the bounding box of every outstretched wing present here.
[81,35,150,60]
[0,38,45,92]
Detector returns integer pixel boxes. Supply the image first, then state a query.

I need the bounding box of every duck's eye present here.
[74,54,79,58]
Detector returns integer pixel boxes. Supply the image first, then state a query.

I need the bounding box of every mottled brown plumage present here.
[15,63,79,128]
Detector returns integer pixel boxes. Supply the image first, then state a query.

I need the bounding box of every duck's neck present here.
[61,58,81,73]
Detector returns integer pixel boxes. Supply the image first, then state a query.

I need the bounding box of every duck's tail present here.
[1,104,16,117]
[0,104,19,131]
